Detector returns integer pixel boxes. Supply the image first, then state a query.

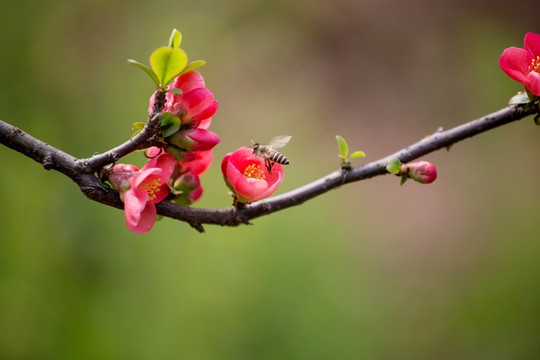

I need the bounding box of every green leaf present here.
[168,88,183,95]
[127,59,160,87]
[150,47,188,87]
[161,112,177,126]
[349,151,365,159]
[336,135,349,159]
[386,158,401,174]
[160,112,181,138]
[180,60,206,75]
[132,122,146,130]
[400,175,408,185]
[168,28,182,48]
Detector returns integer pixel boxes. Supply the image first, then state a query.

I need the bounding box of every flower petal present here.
[179,88,215,120]
[499,47,532,83]
[186,128,221,151]
[524,32,540,57]
[198,117,212,129]
[526,71,540,97]
[141,152,176,182]
[123,187,156,233]
[171,70,205,93]
[191,101,219,122]
[178,149,213,175]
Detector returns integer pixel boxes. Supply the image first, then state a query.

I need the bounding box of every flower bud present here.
[108,164,138,192]
[406,161,437,184]
[171,171,203,205]
[167,128,220,151]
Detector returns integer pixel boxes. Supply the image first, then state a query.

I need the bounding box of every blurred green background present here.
[1,0,540,358]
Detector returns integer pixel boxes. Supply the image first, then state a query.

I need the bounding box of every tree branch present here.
[1,103,537,231]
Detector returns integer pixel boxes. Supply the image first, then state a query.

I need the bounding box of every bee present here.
[251,135,291,173]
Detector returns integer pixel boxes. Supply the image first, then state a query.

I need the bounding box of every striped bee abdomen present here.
[270,151,289,165]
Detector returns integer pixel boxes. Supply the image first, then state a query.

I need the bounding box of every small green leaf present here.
[180,60,206,75]
[336,135,349,159]
[127,59,160,87]
[161,112,181,138]
[168,28,182,48]
[386,158,401,174]
[168,88,183,95]
[349,151,365,159]
[162,124,180,138]
[132,122,146,130]
[400,175,408,185]
[150,47,188,87]
[161,112,178,126]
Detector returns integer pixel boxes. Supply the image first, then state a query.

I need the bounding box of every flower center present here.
[530,55,540,73]
[141,178,161,201]
[243,164,266,180]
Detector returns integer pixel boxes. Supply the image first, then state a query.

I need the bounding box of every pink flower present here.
[109,149,175,234]
[178,149,213,175]
[221,147,284,203]
[406,161,437,184]
[148,71,219,125]
[499,32,540,97]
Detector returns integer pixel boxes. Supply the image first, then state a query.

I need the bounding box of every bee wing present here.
[268,135,291,149]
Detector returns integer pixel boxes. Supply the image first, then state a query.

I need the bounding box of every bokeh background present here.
[1,0,539,358]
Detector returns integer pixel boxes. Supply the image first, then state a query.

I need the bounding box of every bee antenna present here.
[250,139,255,146]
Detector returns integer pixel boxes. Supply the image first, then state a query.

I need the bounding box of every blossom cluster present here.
[109,70,219,233]
[148,70,219,206]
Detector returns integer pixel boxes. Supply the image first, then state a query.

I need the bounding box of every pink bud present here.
[108,164,139,192]
[168,128,220,151]
[406,161,437,184]
[172,171,203,205]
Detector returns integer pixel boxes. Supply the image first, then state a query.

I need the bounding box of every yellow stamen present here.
[243,164,266,180]
[141,177,161,201]
[529,55,540,73]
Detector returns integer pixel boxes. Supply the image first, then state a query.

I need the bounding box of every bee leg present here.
[265,159,274,173]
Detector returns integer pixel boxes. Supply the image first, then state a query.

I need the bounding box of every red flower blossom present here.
[108,149,175,233]
[499,32,540,97]
[148,70,218,125]
[221,147,284,203]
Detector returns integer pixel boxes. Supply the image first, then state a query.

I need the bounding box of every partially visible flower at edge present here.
[499,32,540,97]
[221,147,284,203]
[108,148,175,234]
